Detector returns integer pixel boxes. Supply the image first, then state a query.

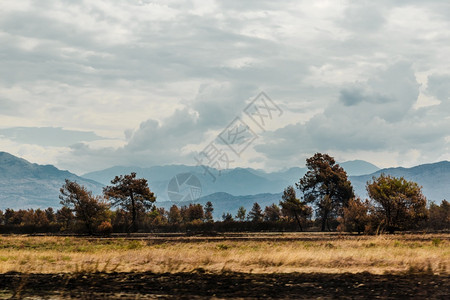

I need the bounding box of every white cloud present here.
[1,0,450,173]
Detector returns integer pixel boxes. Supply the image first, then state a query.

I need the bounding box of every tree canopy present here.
[103,172,156,232]
[280,186,311,231]
[297,153,354,231]
[366,174,427,233]
[248,202,263,222]
[60,179,109,234]
[204,201,214,222]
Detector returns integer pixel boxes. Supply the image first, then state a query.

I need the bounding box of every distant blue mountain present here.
[83,165,296,202]
[339,160,380,176]
[2,151,447,214]
[0,152,104,209]
[349,161,450,203]
[82,160,380,203]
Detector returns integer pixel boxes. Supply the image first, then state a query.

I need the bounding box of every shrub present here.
[97,221,113,236]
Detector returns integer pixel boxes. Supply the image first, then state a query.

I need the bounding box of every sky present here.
[1,0,450,175]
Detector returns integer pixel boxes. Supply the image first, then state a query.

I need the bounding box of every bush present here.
[97,221,113,236]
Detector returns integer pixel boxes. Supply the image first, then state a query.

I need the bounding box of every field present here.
[0,232,449,299]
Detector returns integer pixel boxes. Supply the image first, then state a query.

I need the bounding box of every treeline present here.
[0,153,449,235]
[0,202,303,234]
[0,199,448,234]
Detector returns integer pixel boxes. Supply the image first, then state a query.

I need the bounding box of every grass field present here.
[0,232,448,275]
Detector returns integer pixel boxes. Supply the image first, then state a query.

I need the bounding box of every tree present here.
[248,202,263,222]
[366,174,428,233]
[4,209,15,226]
[45,207,56,223]
[60,179,109,234]
[111,209,128,231]
[185,204,204,222]
[280,186,312,231]
[97,221,113,236]
[8,209,24,225]
[297,153,354,231]
[21,209,35,226]
[33,209,49,228]
[340,197,371,234]
[168,205,182,224]
[428,200,450,230]
[104,172,156,232]
[222,212,234,222]
[264,204,282,222]
[147,207,167,227]
[56,206,74,231]
[204,201,214,222]
[235,206,247,221]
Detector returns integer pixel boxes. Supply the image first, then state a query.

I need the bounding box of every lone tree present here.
[280,186,312,231]
[104,172,156,232]
[264,204,282,222]
[366,174,428,233]
[248,202,263,222]
[168,205,182,224]
[204,201,214,222]
[235,206,247,221]
[60,179,109,234]
[297,153,354,231]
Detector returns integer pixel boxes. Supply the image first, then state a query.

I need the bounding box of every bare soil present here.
[1,271,449,299]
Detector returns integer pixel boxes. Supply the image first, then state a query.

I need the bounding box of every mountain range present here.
[81,160,380,202]
[0,151,448,217]
[350,161,450,202]
[0,152,103,209]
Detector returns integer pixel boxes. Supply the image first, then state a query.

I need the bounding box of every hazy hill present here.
[350,161,450,202]
[4,150,448,213]
[82,160,379,202]
[339,160,380,176]
[84,165,289,202]
[0,152,104,209]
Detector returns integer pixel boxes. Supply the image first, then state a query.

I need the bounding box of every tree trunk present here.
[321,210,328,231]
[130,192,138,232]
[293,212,303,231]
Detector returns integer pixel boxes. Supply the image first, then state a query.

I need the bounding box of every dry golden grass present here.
[0,233,448,275]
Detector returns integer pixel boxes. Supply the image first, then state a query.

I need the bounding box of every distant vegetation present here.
[0,153,449,234]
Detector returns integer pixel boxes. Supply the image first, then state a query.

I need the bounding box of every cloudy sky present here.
[1,0,449,175]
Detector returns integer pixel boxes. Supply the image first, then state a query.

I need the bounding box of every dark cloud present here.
[255,61,449,166]
[339,87,365,106]
[336,63,420,122]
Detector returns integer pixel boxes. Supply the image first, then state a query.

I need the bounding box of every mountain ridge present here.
[1,151,449,214]
[0,152,104,209]
[349,161,450,202]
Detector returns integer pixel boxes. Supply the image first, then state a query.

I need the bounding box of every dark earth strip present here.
[0,271,448,299]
